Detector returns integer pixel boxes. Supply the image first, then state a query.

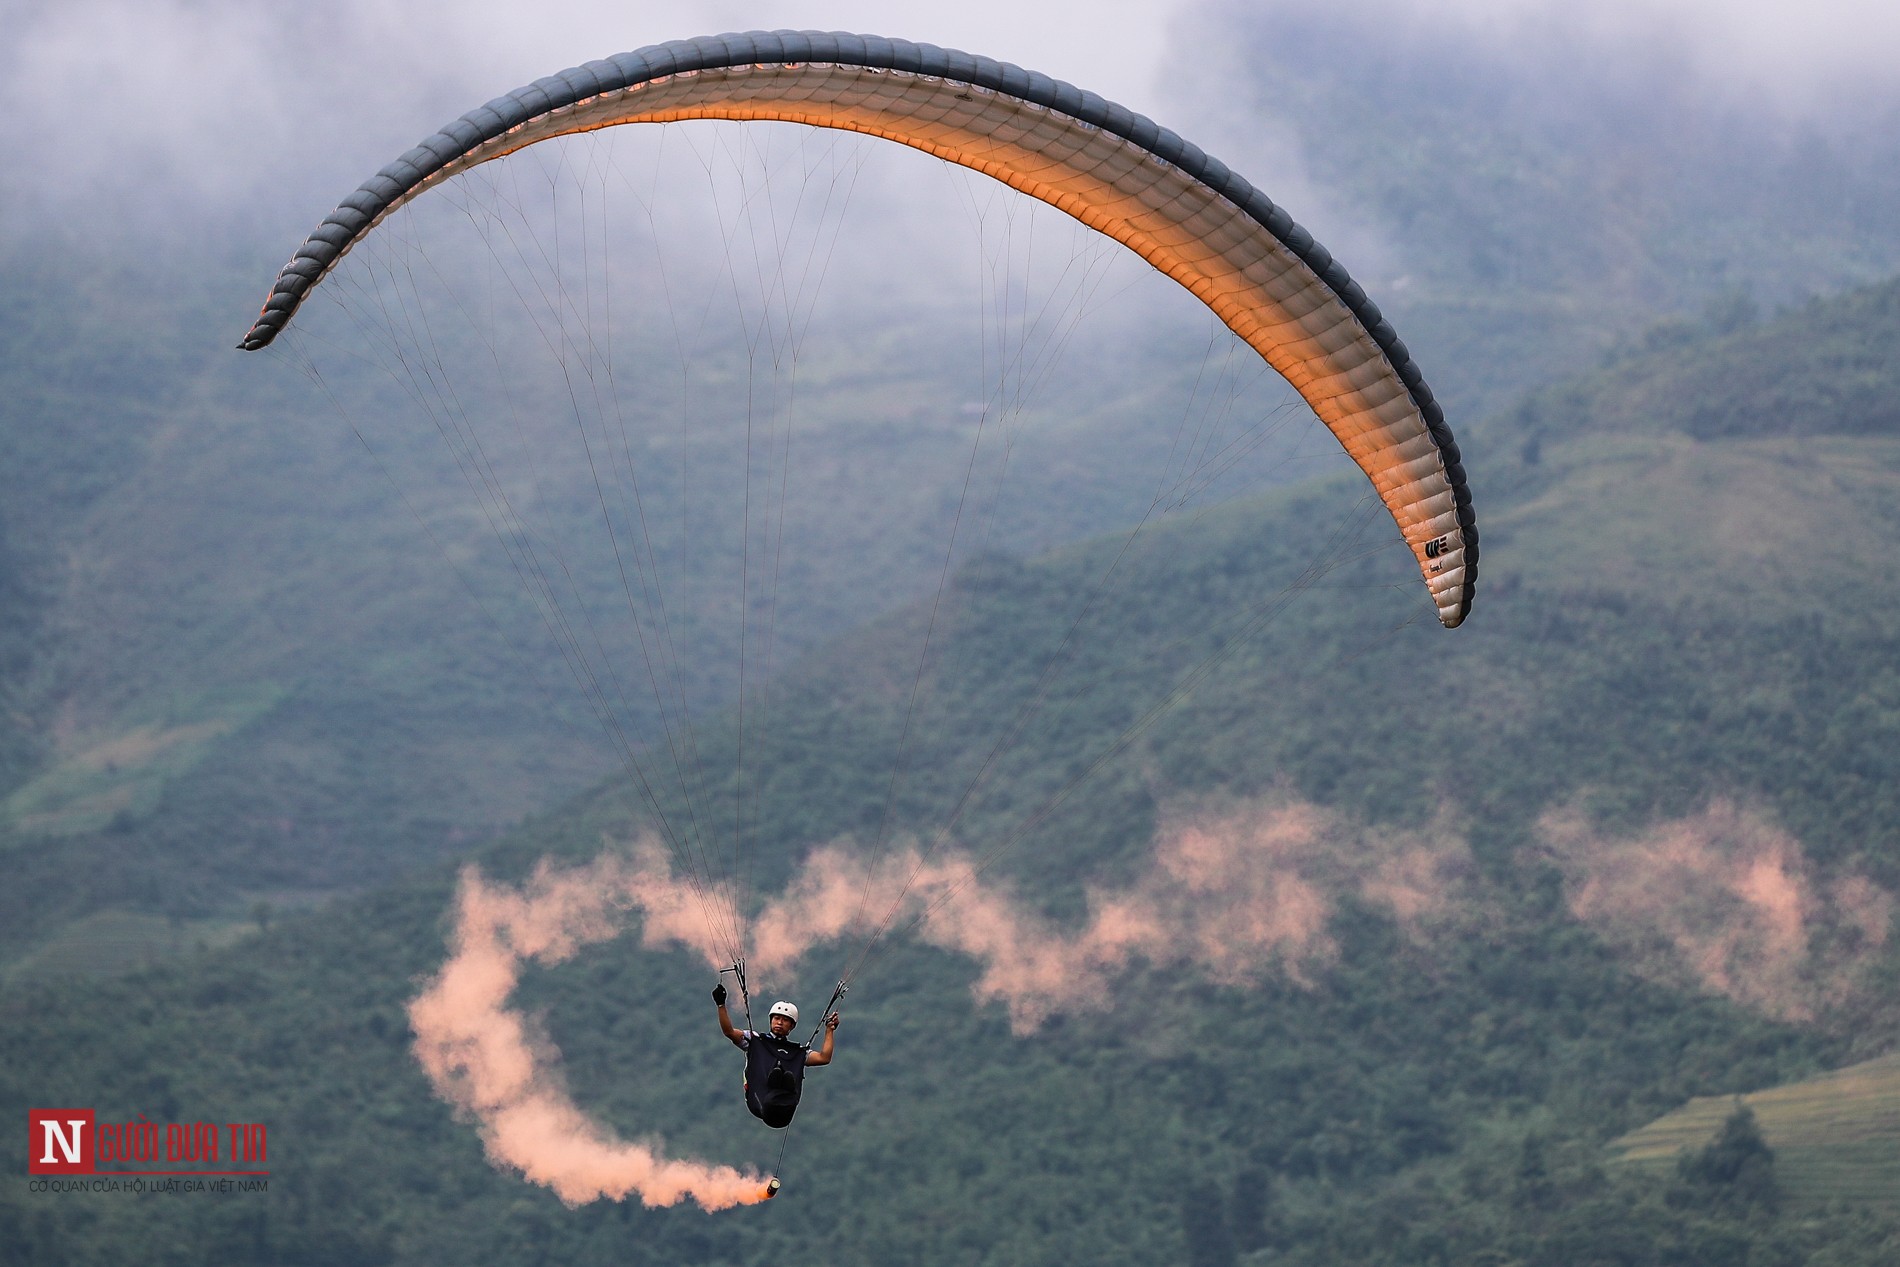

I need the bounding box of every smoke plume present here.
[1539,799,1893,1022]
[407,850,767,1210]
[762,799,1475,1029]
[409,799,1469,1205]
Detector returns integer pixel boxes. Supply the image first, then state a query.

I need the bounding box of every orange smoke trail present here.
[1539,800,1893,1022]
[408,798,1476,1201]
[943,801,1470,1027]
[753,799,1472,1030]
[410,793,1893,1208]
[407,854,768,1210]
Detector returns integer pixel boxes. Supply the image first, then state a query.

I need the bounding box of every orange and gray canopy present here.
[241,30,1476,626]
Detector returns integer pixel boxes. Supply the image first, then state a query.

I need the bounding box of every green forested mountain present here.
[0,526,41,798]
[1500,277,1900,446]
[7,17,1900,1254]
[4,274,1898,1263]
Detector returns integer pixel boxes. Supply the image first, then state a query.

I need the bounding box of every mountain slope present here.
[6,276,1900,1263]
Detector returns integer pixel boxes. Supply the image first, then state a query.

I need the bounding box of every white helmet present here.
[768,1000,798,1024]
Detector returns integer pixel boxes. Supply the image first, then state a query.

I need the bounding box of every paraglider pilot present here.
[714,985,838,1128]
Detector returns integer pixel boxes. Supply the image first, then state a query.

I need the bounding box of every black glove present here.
[712,983,727,1006]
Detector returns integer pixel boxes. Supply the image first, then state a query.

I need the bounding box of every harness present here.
[722,962,847,1139]
[744,1032,810,1124]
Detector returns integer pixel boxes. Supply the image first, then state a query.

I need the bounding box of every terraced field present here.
[1611,1053,1900,1215]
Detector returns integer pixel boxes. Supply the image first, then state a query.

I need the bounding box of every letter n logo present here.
[28,1109,95,1175]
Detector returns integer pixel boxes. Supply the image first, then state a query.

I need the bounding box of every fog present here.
[2,0,1894,246]
[1397,0,1900,106]
[0,0,1189,238]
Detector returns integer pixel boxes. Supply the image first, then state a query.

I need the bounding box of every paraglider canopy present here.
[242,30,1476,626]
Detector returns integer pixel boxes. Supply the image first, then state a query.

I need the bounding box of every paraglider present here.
[714,988,840,1129]
[241,29,1476,627]
[248,31,1480,1203]
[714,987,843,1132]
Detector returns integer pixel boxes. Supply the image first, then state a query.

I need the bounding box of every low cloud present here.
[0,0,1186,236]
[8,0,1895,240]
